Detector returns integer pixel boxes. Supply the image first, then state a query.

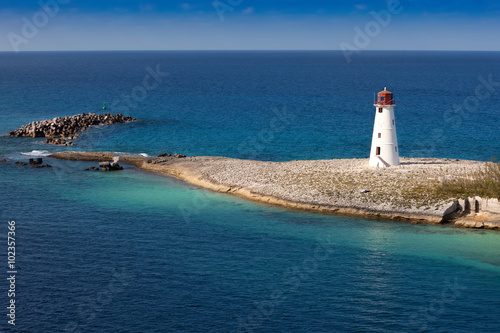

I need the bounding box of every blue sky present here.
[1,0,499,51]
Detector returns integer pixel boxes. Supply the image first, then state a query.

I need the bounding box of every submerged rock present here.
[29,158,43,165]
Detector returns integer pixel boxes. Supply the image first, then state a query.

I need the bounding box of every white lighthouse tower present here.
[369,88,400,167]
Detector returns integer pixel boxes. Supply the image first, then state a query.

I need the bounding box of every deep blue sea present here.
[1,51,500,332]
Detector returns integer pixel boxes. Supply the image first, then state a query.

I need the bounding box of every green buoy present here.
[102,102,107,110]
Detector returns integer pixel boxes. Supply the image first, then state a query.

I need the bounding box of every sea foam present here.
[21,150,51,157]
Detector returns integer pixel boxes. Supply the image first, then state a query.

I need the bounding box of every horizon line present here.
[1,49,500,53]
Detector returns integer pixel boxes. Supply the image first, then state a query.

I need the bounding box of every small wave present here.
[111,152,149,157]
[21,150,51,157]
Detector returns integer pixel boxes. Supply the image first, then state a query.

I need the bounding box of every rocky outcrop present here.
[453,197,500,229]
[150,153,187,164]
[45,138,74,146]
[454,219,500,230]
[9,113,136,144]
[98,156,123,171]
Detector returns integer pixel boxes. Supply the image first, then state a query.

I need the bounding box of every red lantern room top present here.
[375,87,395,106]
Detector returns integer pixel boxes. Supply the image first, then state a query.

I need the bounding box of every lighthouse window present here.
[378,108,383,113]
[392,119,395,125]
[378,133,381,138]
[376,147,381,155]
[395,147,398,152]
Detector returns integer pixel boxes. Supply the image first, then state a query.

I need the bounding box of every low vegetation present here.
[435,158,500,199]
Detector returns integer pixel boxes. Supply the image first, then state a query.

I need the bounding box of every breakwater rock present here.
[9,113,136,143]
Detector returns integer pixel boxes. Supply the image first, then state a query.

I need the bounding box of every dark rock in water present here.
[84,168,90,171]
[1,159,6,162]
[158,153,172,157]
[174,154,186,158]
[29,158,43,165]
[109,156,123,170]
[99,156,123,171]
[9,113,136,146]
[32,163,52,169]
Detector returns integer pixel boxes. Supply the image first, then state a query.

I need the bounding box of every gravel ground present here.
[50,152,491,224]
[170,157,485,219]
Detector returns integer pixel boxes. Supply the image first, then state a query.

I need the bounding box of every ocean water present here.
[0,51,500,332]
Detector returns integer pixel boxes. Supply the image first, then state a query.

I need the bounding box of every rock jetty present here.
[9,113,136,145]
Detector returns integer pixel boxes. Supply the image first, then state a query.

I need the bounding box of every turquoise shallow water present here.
[1,51,500,332]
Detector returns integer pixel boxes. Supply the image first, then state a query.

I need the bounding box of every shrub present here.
[435,158,500,199]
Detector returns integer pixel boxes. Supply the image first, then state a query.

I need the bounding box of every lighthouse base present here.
[369,155,400,168]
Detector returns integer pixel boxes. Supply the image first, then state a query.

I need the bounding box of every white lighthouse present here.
[369,88,400,167]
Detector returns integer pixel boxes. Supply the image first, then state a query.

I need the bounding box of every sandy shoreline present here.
[49,151,500,229]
